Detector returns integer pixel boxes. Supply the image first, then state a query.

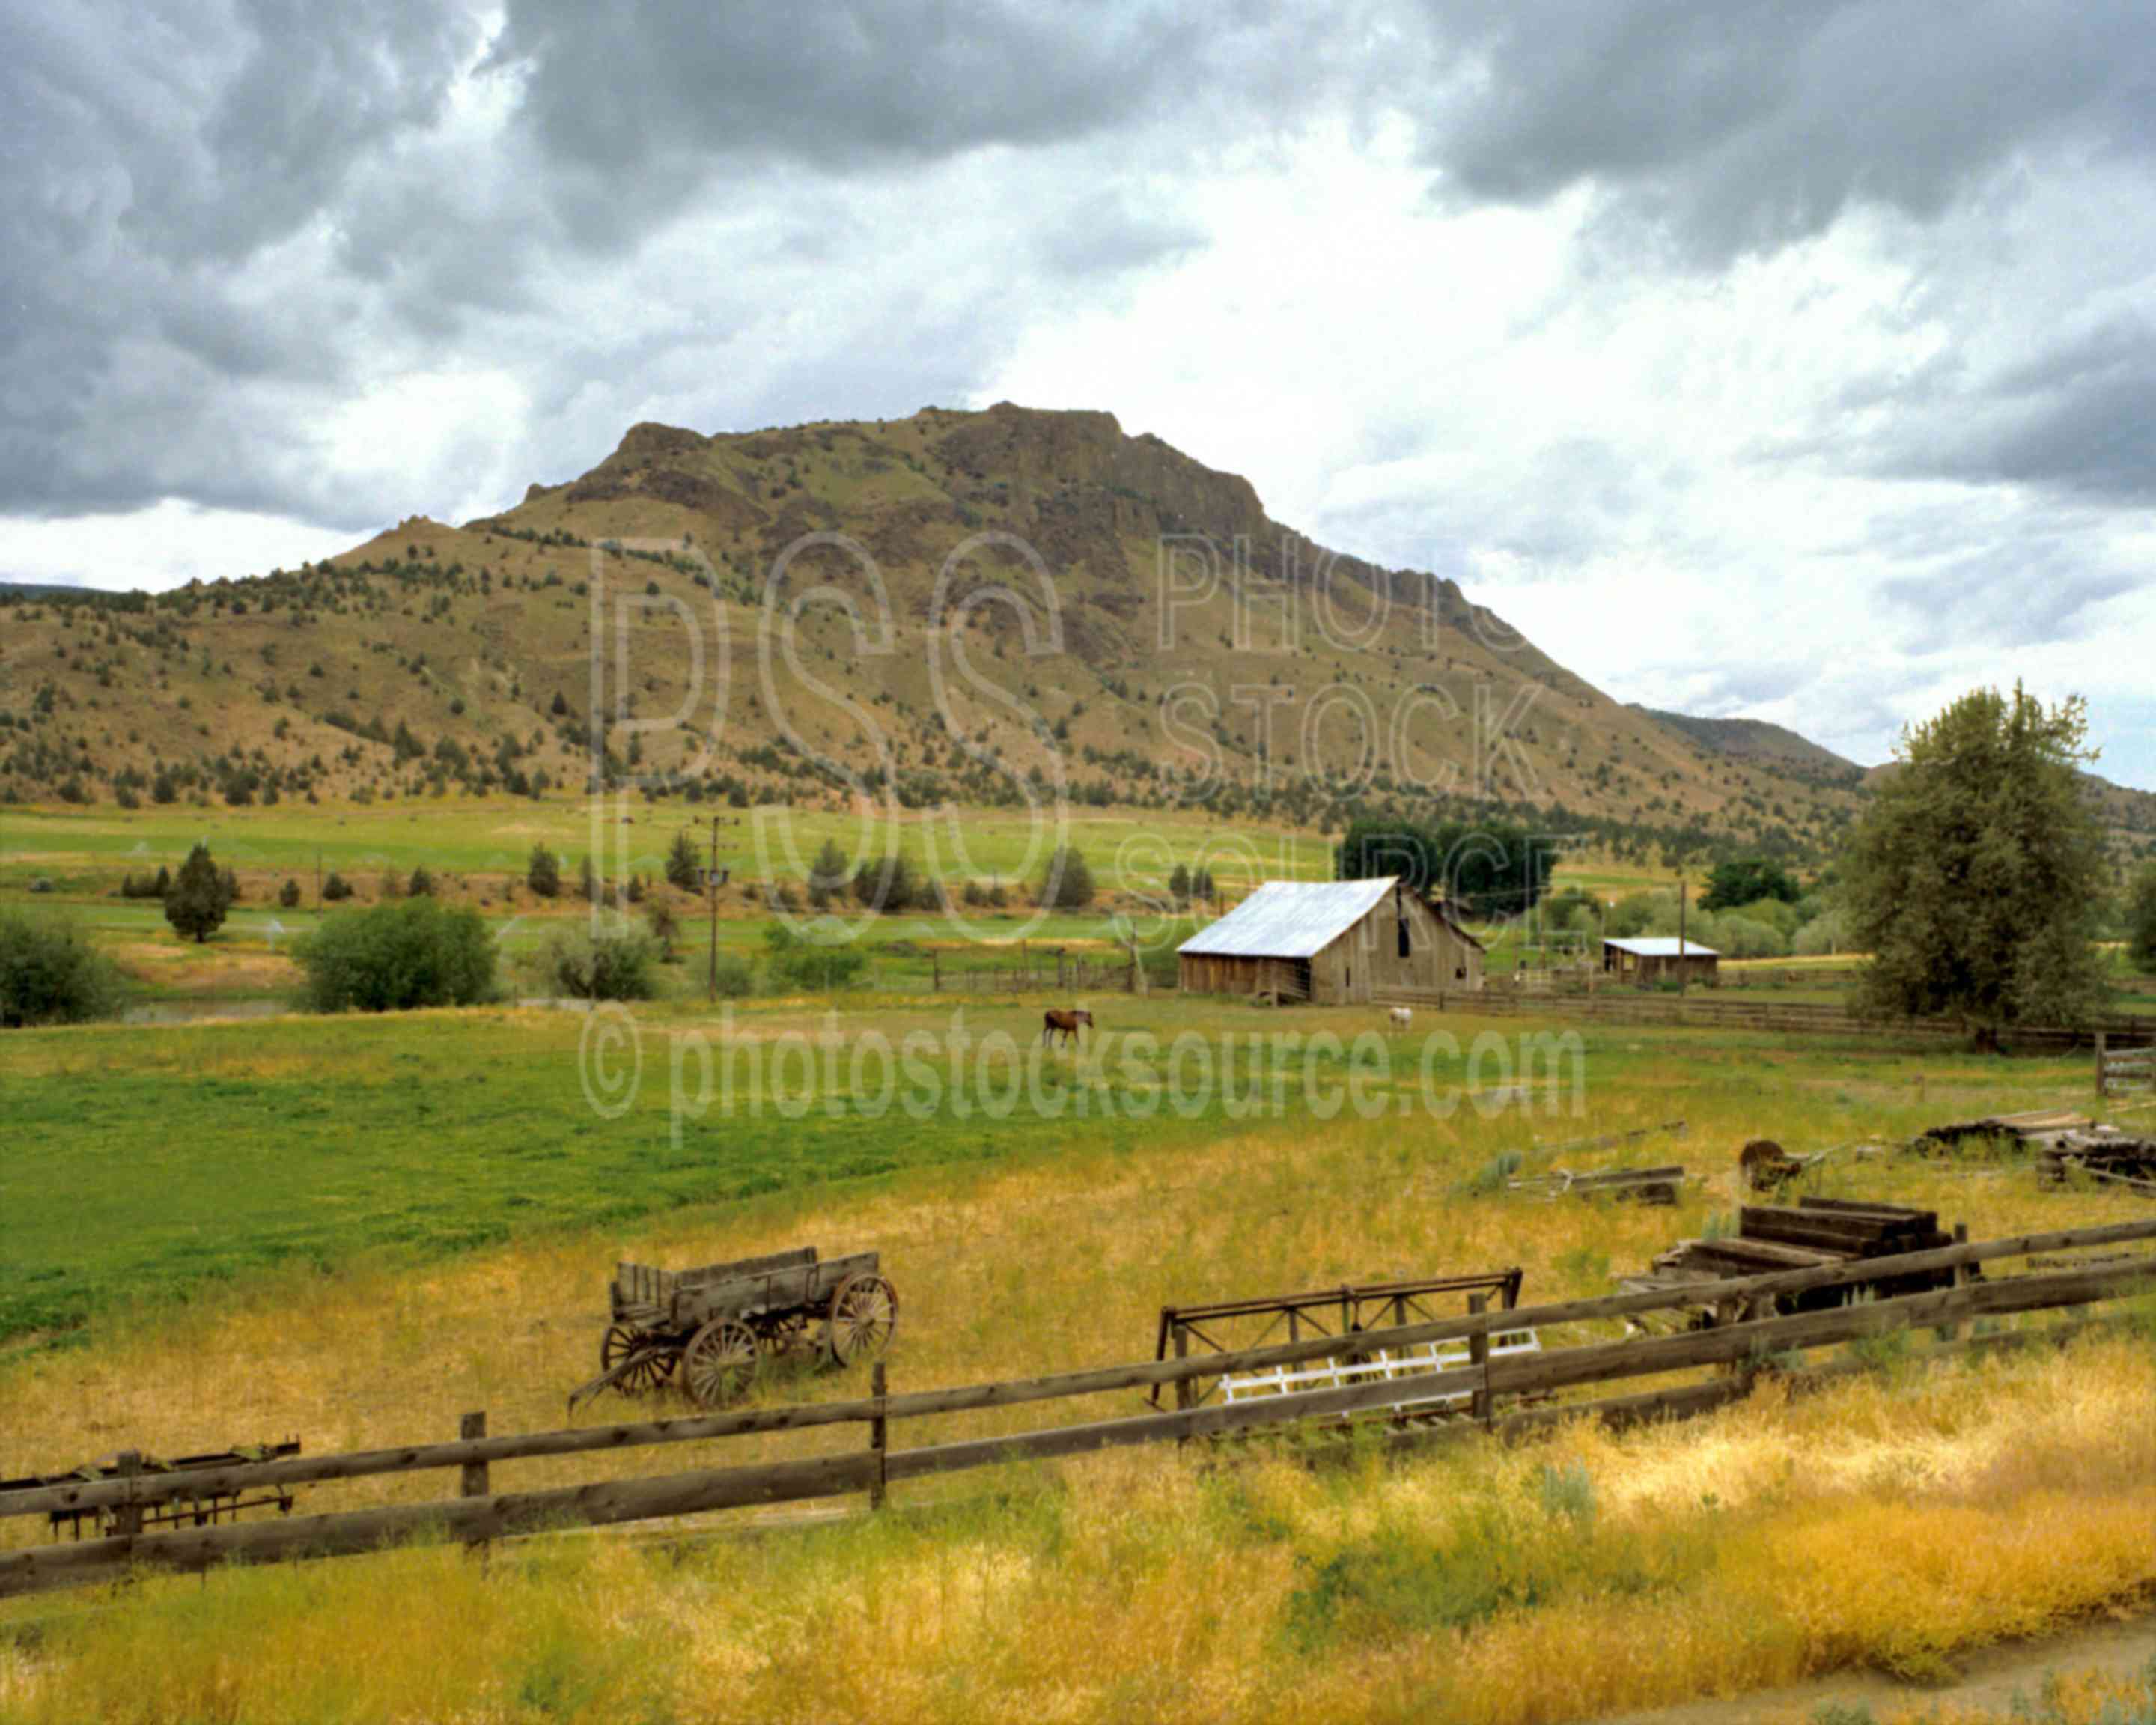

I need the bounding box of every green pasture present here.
[0,991,2098,1356]
[0,799,1337,900]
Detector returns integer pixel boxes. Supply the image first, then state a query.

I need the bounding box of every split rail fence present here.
[4,1218,2152,1600]
[2097,1033,2156,1100]
[1384,988,2154,1054]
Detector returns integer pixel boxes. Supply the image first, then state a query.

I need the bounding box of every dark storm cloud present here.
[489,2,1205,176]
[1901,317,2156,504]
[1410,0,2156,261]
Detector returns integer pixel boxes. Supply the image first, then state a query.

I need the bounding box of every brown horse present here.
[1041,1007,1094,1048]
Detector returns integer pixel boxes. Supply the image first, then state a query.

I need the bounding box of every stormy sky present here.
[4,1,2152,785]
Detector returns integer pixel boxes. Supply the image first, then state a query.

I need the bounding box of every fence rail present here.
[1383,988,2153,1053]
[2098,1033,2156,1098]
[4,1218,2152,1598]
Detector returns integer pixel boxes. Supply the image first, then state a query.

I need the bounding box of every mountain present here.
[1633,708,1865,783]
[0,404,1937,857]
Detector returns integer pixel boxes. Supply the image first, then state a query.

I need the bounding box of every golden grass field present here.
[1,995,2153,1723]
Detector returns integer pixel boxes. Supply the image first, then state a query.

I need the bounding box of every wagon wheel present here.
[823,1274,899,1366]
[680,1318,760,1408]
[600,1323,677,1394]
[759,1311,809,1356]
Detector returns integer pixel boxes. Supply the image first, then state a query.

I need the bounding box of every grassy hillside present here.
[0,404,1876,861]
[1634,705,1866,782]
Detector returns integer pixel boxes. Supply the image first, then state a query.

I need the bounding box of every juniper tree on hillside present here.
[1843,684,2107,1044]
[165,842,228,943]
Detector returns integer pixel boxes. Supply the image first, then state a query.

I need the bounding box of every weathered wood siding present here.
[1179,892,1482,1004]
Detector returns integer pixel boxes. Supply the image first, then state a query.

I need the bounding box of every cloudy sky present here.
[5,1,2153,785]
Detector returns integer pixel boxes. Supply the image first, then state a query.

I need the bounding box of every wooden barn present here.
[1601,936,1720,988]
[1177,877,1484,1005]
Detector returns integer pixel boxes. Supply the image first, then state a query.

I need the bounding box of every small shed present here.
[1177,877,1484,1005]
[1602,937,1720,988]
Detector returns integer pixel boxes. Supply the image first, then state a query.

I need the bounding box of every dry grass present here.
[1,1336,2150,1724]
[1,1018,2150,1722]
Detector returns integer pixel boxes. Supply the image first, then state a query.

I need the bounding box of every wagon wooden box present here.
[570,1246,897,1411]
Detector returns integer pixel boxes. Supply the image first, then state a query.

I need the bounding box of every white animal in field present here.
[1389,1006,1413,1029]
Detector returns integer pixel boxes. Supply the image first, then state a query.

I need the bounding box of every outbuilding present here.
[1601,936,1720,988]
[1176,877,1484,1004]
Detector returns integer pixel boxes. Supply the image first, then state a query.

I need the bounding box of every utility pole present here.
[707,814,721,1002]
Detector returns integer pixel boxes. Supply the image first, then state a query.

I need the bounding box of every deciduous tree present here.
[1844,685,2107,1042]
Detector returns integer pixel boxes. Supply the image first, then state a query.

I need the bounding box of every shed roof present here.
[1602,937,1720,958]
[1178,877,1401,960]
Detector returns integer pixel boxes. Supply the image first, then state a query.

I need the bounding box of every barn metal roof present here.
[1178,877,1401,960]
[1602,937,1720,958]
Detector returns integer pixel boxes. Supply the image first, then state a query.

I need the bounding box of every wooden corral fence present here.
[2097,1033,2156,1100]
[1383,988,2154,1054]
[3,1219,2152,1600]
[924,946,1139,995]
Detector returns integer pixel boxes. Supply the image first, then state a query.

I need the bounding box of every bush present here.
[852,853,916,913]
[762,923,867,991]
[536,921,662,1001]
[665,830,700,892]
[1036,845,1095,910]
[710,952,755,998]
[278,879,302,909]
[407,865,435,898]
[527,844,561,899]
[323,871,355,902]
[294,899,499,1013]
[0,910,124,1026]
[646,898,680,958]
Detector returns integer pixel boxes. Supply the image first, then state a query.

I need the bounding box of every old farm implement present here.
[570,1247,897,1412]
[1149,1268,1533,1420]
[0,1440,302,1541]
[1622,1199,1964,1333]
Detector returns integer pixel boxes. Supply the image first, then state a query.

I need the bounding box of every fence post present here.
[869,1363,888,1510]
[1467,1294,1491,1428]
[460,1412,488,1498]
[112,1450,143,1542]
[2095,1032,2107,1098]
[460,1411,488,1554]
[1940,1224,1970,1343]
[931,951,940,994]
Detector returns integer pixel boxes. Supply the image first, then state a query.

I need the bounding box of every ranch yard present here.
[1,992,2153,1724]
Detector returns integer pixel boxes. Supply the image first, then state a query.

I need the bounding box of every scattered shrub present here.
[536,921,662,1001]
[278,879,302,909]
[322,872,355,903]
[762,923,867,991]
[527,844,561,899]
[1036,845,1095,910]
[294,899,498,1013]
[0,910,124,1026]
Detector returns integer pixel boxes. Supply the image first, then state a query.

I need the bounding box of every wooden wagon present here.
[570,1247,897,1411]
